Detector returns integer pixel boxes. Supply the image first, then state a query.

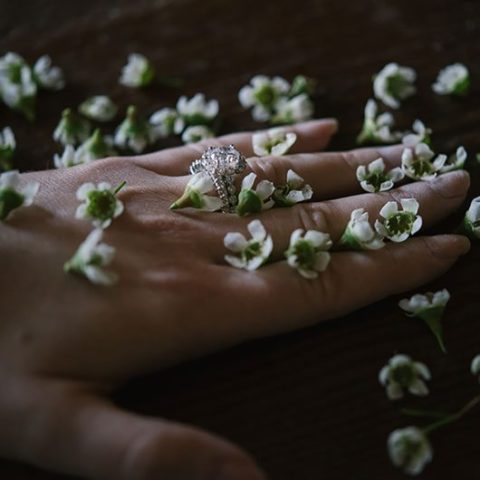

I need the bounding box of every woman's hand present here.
[0,119,470,480]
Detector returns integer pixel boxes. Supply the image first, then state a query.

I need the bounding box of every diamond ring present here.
[189,145,247,213]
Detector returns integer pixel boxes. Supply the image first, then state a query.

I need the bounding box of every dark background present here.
[1,0,480,478]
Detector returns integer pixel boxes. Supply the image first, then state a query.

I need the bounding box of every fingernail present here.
[431,171,470,199]
[426,234,471,259]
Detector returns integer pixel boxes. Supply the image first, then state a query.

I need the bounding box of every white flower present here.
[239,75,291,121]
[0,52,37,121]
[79,96,118,122]
[0,126,16,170]
[379,354,431,400]
[432,63,470,96]
[54,145,84,168]
[176,93,219,125]
[64,229,117,286]
[236,172,275,216]
[471,354,480,381]
[33,55,65,90]
[224,219,273,270]
[401,143,447,181]
[399,289,450,353]
[149,107,185,139]
[439,146,467,173]
[170,172,223,212]
[285,229,332,279]
[75,181,125,229]
[252,127,297,156]
[375,198,422,242]
[340,208,385,250]
[464,196,480,239]
[273,169,313,207]
[373,62,417,109]
[114,105,153,153]
[181,125,215,144]
[357,99,402,145]
[53,108,91,146]
[119,53,154,88]
[0,170,39,220]
[388,427,433,475]
[402,120,432,148]
[356,157,404,193]
[273,93,314,124]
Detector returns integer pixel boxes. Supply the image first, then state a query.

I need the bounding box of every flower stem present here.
[113,181,127,195]
[401,408,450,420]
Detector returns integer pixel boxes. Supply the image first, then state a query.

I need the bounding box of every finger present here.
[211,170,469,260]
[134,119,338,176]
[225,235,470,338]
[12,383,266,480]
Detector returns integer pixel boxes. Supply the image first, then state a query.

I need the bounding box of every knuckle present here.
[295,202,334,236]
[248,156,289,184]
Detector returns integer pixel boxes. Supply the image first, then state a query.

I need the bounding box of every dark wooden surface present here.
[1,0,480,478]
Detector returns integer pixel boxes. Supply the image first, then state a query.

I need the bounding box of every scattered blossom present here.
[75,181,125,229]
[285,229,332,279]
[119,53,154,88]
[236,172,275,216]
[0,126,16,171]
[53,108,91,146]
[0,170,39,220]
[432,63,470,96]
[373,63,417,109]
[340,208,385,250]
[464,196,480,240]
[402,120,432,147]
[64,229,117,286]
[439,146,467,173]
[387,427,433,476]
[401,143,446,181]
[224,219,273,270]
[356,157,404,193]
[252,127,297,156]
[375,198,422,242]
[272,93,314,124]
[32,55,65,90]
[181,125,215,144]
[357,99,402,145]
[379,354,431,400]
[79,95,118,122]
[176,93,219,126]
[272,169,313,207]
[149,107,185,139]
[114,105,154,153]
[170,172,223,212]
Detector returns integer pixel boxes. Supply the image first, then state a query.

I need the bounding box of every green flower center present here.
[365,171,388,191]
[387,74,411,97]
[291,239,316,267]
[410,160,434,178]
[391,364,415,387]
[243,241,262,261]
[254,84,277,108]
[385,212,415,235]
[86,190,117,221]
[0,188,24,220]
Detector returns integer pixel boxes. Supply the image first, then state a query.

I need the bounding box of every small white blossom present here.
[340,208,385,250]
[285,229,332,279]
[388,427,433,476]
[401,143,447,181]
[236,172,275,216]
[379,354,431,400]
[119,53,154,88]
[64,229,117,286]
[181,125,215,144]
[53,108,91,146]
[114,106,154,153]
[0,170,39,220]
[0,126,16,170]
[439,146,467,173]
[149,107,185,139]
[357,99,402,145]
[356,157,404,193]
[432,63,470,96]
[170,172,223,212]
[239,75,291,122]
[252,127,297,156]
[273,169,313,207]
[176,93,219,125]
[471,354,480,381]
[273,93,314,124]
[464,196,480,239]
[402,120,432,148]
[54,145,84,169]
[224,219,273,270]
[373,62,417,109]
[75,181,125,229]
[375,198,422,242]
[33,55,65,90]
[79,96,118,122]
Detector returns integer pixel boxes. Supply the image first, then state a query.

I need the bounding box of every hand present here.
[0,119,470,480]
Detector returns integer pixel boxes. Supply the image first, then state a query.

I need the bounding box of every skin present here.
[0,119,471,480]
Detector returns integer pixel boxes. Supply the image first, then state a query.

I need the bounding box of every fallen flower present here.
[170,172,223,212]
[340,208,385,250]
[119,53,154,88]
[432,63,470,96]
[373,62,417,109]
[236,172,275,216]
[0,170,39,220]
[79,95,118,122]
[0,126,16,171]
[273,169,313,207]
[252,127,297,156]
[53,108,91,146]
[357,99,402,145]
[375,198,422,242]
[401,143,446,181]
[356,157,404,193]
